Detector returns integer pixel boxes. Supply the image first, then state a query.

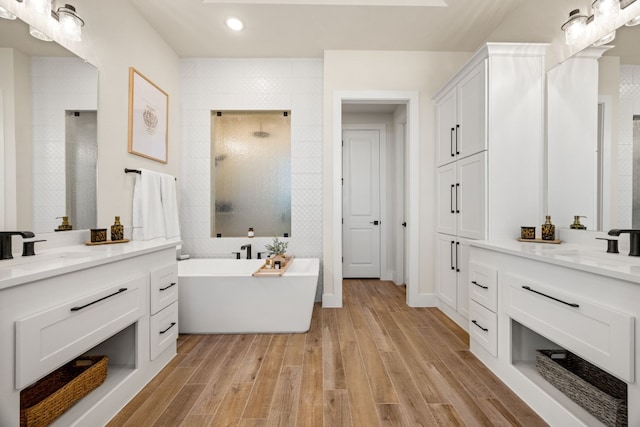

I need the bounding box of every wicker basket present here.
[536,350,627,427]
[20,355,108,427]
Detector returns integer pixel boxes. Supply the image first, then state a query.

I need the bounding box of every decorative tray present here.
[253,255,295,277]
[517,238,562,244]
[84,239,130,246]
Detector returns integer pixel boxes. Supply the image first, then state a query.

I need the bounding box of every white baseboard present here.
[322,293,342,308]
[406,292,438,308]
[436,301,469,332]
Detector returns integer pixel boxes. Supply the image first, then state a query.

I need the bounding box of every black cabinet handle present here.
[472,280,488,289]
[455,241,460,272]
[472,320,488,332]
[159,322,177,335]
[160,282,177,291]
[450,241,455,270]
[450,184,455,214]
[455,183,460,213]
[522,286,579,308]
[71,288,127,312]
[455,124,460,155]
[450,127,455,157]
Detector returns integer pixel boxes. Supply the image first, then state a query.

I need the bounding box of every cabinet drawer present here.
[150,301,178,361]
[469,261,497,312]
[150,263,178,315]
[469,300,497,356]
[15,275,147,388]
[503,272,635,382]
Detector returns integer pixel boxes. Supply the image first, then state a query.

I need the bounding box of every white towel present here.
[160,173,181,239]
[132,169,176,241]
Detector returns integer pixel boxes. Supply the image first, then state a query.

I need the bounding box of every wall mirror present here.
[547,23,640,231]
[0,17,98,233]
[211,110,291,238]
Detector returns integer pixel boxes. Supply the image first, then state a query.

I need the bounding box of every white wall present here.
[179,58,324,297]
[0,0,181,230]
[323,50,472,302]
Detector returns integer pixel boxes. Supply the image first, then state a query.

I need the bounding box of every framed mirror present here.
[0,17,98,233]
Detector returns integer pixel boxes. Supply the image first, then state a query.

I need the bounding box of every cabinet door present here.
[456,239,470,320]
[436,88,457,166]
[457,152,486,240]
[457,60,487,159]
[436,162,457,235]
[436,234,458,310]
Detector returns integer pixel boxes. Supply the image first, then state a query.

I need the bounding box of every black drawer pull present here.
[71,288,128,312]
[471,280,488,289]
[522,286,579,308]
[160,282,177,291]
[471,320,488,332]
[160,322,177,334]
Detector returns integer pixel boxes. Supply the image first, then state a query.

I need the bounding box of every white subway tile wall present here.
[179,59,324,298]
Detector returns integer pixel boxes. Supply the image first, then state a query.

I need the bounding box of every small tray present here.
[84,239,130,246]
[517,238,562,244]
[253,255,295,277]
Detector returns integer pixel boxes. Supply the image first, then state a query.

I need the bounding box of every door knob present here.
[370,220,380,225]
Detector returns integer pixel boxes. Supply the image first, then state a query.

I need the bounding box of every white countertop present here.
[0,238,180,290]
[470,239,640,284]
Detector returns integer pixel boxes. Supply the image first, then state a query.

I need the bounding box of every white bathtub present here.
[177,258,319,333]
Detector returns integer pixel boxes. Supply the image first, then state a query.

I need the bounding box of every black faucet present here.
[608,229,640,256]
[0,231,36,260]
[240,243,252,259]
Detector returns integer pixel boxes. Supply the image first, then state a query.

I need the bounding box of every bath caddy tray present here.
[253,256,295,277]
[84,239,130,246]
[517,238,562,244]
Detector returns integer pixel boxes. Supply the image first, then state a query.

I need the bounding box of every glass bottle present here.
[111,216,124,241]
[541,215,555,241]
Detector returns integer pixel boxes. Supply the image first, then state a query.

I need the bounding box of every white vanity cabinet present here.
[0,242,179,427]
[469,242,640,426]
[434,43,547,328]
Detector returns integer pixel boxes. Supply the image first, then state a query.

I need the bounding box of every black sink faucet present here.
[608,229,640,256]
[240,243,252,259]
[0,231,36,260]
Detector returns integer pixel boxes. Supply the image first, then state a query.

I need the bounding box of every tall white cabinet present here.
[434,43,548,328]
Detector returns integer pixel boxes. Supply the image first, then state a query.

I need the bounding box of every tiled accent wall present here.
[179,59,323,297]
[31,57,98,233]
[618,65,640,227]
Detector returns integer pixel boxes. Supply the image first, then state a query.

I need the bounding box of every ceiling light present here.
[0,6,17,20]
[56,4,84,41]
[561,9,588,45]
[593,30,616,45]
[225,17,244,31]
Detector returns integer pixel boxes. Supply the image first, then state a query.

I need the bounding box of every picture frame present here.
[128,67,168,163]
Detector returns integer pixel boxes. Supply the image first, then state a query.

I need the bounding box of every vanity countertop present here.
[470,239,640,285]
[0,238,180,291]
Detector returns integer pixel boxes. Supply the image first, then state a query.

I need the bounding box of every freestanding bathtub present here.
[177,257,319,334]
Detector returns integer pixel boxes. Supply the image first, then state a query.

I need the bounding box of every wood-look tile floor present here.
[108,280,548,426]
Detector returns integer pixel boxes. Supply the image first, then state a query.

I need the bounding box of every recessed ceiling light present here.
[225,17,244,31]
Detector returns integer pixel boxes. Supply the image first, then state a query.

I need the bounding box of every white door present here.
[343,129,381,278]
[436,162,457,235]
[435,88,457,166]
[436,233,458,310]
[457,151,487,240]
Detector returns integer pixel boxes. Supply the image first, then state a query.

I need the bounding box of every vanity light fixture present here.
[28,0,50,15]
[626,14,640,25]
[593,29,616,45]
[55,4,84,42]
[29,25,53,41]
[561,9,588,45]
[0,6,17,19]
[592,0,620,21]
[225,16,244,31]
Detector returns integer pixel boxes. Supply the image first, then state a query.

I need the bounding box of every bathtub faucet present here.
[240,243,252,259]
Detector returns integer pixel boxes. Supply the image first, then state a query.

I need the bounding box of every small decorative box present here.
[90,228,107,243]
[520,226,536,240]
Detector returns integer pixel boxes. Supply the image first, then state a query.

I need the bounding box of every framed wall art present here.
[128,67,168,163]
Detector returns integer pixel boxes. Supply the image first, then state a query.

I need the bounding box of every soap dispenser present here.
[570,215,587,230]
[111,216,124,241]
[541,215,555,241]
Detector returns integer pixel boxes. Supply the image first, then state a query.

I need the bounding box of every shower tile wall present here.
[618,65,640,227]
[179,59,323,295]
[31,57,98,233]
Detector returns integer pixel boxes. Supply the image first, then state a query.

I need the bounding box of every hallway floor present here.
[108,279,547,426]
